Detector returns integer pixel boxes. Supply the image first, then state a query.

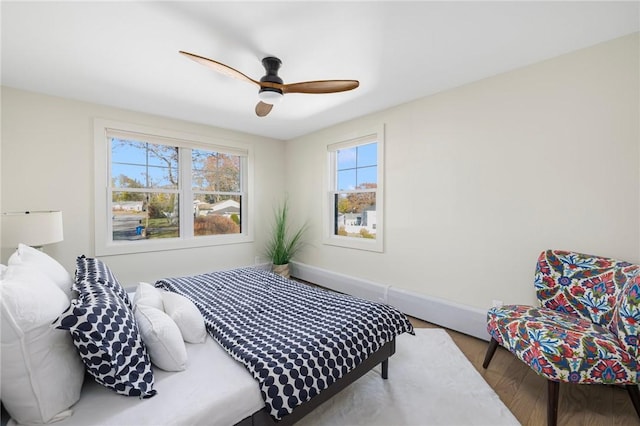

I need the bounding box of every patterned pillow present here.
[53,284,156,399]
[74,256,132,308]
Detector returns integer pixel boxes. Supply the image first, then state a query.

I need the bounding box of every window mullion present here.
[329,151,338,236]
[106,187,114,243]
[336,189,377,195]
[181,148,193,239]
[110,187,179,194]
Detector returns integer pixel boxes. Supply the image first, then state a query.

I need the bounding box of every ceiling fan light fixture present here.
[258,88,283,104]
[179,51,359,117]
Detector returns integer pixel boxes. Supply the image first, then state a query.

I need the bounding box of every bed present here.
[155,267,413,425]
[1,248,413,426]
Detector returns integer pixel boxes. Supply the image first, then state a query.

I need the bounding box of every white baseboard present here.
[290,261,490,341]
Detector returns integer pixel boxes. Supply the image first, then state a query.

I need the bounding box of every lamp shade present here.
[1,211,64,248]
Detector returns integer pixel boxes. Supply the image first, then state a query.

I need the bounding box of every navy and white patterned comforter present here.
[155,267,413,420]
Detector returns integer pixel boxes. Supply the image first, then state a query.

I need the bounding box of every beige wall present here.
[285,33,640,309]
[1,87,286,286]
[2,33,638,312]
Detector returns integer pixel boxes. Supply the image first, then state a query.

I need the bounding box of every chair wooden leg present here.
[482,338,499,369]
[626,385,640,419]
[547,380,559,426]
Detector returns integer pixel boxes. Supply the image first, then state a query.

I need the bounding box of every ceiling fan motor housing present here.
[259,57,284,100]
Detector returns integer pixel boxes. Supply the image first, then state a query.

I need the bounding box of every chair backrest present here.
[534,250,639,333]
[611,272,640,359]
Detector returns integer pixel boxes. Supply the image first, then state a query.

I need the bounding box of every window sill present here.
[96,233,253,256]
[322,235,383,253]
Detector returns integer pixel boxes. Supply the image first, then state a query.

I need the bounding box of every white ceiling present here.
[2,1,638,140]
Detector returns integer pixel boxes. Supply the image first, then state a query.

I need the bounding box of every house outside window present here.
[94,119,252,255]
[324,125,384,252]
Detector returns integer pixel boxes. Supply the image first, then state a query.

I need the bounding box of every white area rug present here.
[299,329,520,426]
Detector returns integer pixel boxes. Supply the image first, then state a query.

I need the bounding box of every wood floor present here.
[409,317,639,426]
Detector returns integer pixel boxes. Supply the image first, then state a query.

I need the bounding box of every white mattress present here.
[52,335,265,426]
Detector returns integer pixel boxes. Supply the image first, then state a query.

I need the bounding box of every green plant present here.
[266,199,308,265]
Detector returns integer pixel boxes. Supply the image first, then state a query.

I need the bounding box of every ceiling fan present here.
[179,51,360,117]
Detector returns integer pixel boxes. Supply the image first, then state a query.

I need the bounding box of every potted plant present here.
[265,198,308,279]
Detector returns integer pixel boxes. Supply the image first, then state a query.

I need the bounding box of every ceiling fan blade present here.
[179,51,259,86]
[282,80,359,94]
[255,101,273,117]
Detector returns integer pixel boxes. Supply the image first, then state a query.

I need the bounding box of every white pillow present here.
[162,292,207,343]
[8,243,73,298]
[133,281,164,310]
[134,304,187,371]
[1,265,84,424]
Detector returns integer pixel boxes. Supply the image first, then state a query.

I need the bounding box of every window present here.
[94,119,252,255]
[191,149,242,237]
[324,125,384,252]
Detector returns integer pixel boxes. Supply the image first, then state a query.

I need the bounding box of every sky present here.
[337,142,377,191]
[112,137,374,192]
[111,139,177,188]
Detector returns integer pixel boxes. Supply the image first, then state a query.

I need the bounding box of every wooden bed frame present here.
[235,339,396,426]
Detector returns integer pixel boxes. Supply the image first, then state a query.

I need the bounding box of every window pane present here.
[334,192,377,239]
[192,150,241,192]
[112,163,178,188]
[111,164,146,189]
[336,142,377,190]
[111,138,178,189]
[111,139,146,164]
[111,140,178,168]
[337,147,356,170]
[112,192,179,240]
[357,165,377,187]
[337,169,356,191]
[193,194,241,236]
[357,143,377,167]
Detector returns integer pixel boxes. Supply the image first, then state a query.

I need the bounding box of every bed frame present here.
[235,339,396,426]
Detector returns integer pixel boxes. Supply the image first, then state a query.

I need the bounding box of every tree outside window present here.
[109,138,243,242]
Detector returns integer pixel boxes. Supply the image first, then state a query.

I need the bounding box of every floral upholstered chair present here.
[483,249,640,426]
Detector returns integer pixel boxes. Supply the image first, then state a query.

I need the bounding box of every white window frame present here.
[323,124,384,252]
[94,119,253,256]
